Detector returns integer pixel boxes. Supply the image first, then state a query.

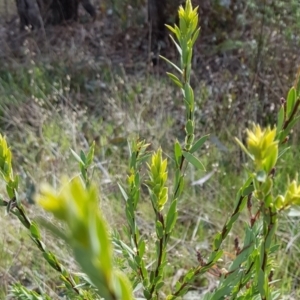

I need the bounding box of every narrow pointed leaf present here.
[166,199,178,233]
[30,222,41,240]
[160,56,183,74]
[166,72,183,88]
[70,148,85,165]
[286,87,296,118]
[156,220,164,239]
[191,28,200,47]
[276,105,284,131]
[169,35,182,55]
[117,183,128,202]
[190,134,209,153]
[174,141,182,167]
[182,151,205,170]
[86,141,95,166]
[165,24,177,35]
[279,115,300,142]
[278,146,290,158]
[234,137,254,160]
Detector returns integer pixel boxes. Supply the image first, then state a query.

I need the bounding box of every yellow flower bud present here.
[246,124,278,172]
[147,148,169,211]
[274,195,285,210]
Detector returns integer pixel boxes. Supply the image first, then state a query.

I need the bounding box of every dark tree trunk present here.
[148,0,167,41]
[15,0,96,30]
[16,0,43,29]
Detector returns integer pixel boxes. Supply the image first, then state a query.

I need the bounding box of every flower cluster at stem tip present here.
[146,148,168,211]
[246,124,278,172]
[236,124,278,173]
[275,175,300,210]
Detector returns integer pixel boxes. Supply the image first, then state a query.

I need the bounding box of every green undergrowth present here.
[1,58,300,297]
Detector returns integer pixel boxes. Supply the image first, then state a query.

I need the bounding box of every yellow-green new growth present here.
[275,174,300,210]
[37,178,133,300]
[0,134,13,182]
[37,177,112,265]
[178,0,199,36]
[246,124,278,172]
[165,0,200,54]
[236,124,278,172]
[147,148,168,211]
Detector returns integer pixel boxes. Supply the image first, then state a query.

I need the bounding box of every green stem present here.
[149,212,165,298]
[283,98,300,131]
[3,197,85,299]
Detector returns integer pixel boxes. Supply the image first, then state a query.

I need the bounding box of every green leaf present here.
[185,119,194,135]
[229,232,254,271]
[30,222,41,240]
[258,269,266,297]
[0,197,6,206]
[166,72,183,88]
[184,84,192,105]
[177,287,189,297]
[15,189,21,207]
[294,69,300,96]
[209,249,223,264]
[182,151,205,170]
[179,17,187,37]
[168,34,182,56]
[14,175,19,190]
[160,56,183,74]
[234,137,254,160]
[156,281,164,290]
[70,148,85,165]
[138,239,146,257]
[265,221,277,249]
[185,133,195,149]
[113,271,133,300]
[190,134,209,153]
[11,209,30,229]
[286,87,296,118]
[278,146,290,159]
[43,251,59,269]
[118,183,128,202]
[183,269,195,282]
[174,140,182,167]
[143,289,151,299]
[156,220,164,239]
[80,150,86,164]
[134,255,141,265]
[166,199,178,233]
[213,232,222,250]
[86,141,95,166]
[242,184,254,196]
[276,105,284,131]
[11,283,51,300]
[191,28,200,47]
[269,244,280,254]
[6,184,14,199]
[165,24,178,37]
[166,23,181,40]
[210,280,236,300]
[279,115,300,142]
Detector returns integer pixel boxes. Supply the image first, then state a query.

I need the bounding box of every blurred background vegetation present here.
[0,0,300,299]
